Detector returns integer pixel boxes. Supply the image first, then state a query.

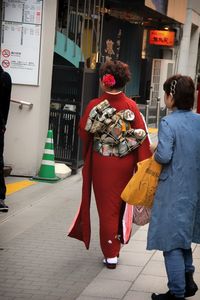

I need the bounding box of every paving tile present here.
[123,290,152,300]
[137,224,149,231]
[191,289,200,300]
[194,258,200,273]
[130,274,168,293]
[120,251,152,267]
[193,274,200,299]
[132,229,148,241]
[96,264,142,282]
[63,281,91,299]
[122,240,152,254]
[3,292,33,298]
[142,260,166,277]
[192,243,197,251]
[29,296,60,300]
[151,250,164,261]
[81,278,131,298]
[0,287,24,294]
[193,245,200,258]
[76,296,118,300]
[0,297,15,300]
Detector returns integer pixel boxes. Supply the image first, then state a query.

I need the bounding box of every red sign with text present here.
[149,30,175,47]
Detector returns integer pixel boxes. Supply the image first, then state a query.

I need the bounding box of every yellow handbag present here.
[121,156,162,208]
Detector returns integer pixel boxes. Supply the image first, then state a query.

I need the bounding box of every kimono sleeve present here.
[78,100,95,160]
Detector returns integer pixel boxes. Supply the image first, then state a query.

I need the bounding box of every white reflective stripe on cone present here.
[46,138,53,143]
[41,160,55,166]
[44,149,54,155]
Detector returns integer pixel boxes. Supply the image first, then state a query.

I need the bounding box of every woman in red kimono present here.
[68,60,151,268]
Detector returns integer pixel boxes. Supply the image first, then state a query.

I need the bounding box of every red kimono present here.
[68,92,152,258]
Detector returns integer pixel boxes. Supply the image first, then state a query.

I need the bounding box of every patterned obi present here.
[85,99,147,157]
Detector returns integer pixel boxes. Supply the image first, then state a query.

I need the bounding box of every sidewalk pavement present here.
[0,130,200,300]
[77,227,200,300]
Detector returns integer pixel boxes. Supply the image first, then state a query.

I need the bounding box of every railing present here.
[49,62,100,173]
[156,97,161,128]
[142,97,168,127]
[11,99,33,110]
[145,99,150,124]
[145,97,161,127]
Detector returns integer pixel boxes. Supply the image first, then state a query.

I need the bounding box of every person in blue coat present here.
[147,75,200,300]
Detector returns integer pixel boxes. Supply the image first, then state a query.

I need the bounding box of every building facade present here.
[0,1,57,176]
[177,0,200,85]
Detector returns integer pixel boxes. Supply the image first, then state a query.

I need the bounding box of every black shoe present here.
[185,271,198,297]
[152,291,185,300]
[103,257,117,269]
[0,200,9,212]
[104,261,117,269]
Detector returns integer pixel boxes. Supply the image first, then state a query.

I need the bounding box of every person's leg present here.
[0,131,8,212]
[0,167,6,200]
[163,249,185,298]
[151,249,187,299]
[183,248,198,297]
[183,248,194,273]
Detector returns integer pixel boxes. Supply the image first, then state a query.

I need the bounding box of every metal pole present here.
[145,100,150,127]
[99,0,105,62]
[86,0,91,60]
[156,97,161,128]
[54,0,59,45]
[64,0,71,52]
[90,0,96,61]
[96,0,101,63]
[73,0,79,57]
[80,0,87,61]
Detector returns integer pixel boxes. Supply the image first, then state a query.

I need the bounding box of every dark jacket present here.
[0,66,12,130]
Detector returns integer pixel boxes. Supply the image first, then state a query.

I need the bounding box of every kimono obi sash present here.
[85,99,147,157]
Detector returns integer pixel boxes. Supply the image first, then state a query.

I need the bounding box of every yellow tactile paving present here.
[148,127,158,134]
[6,180,37,196]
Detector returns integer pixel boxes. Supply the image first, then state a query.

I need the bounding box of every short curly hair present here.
[99,60,131,89]
[163,74,195,110]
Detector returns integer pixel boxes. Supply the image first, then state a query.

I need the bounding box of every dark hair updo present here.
[100,60,131,89]
[163,74,195,110]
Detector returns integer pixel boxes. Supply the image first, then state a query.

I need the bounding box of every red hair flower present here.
[102,74,116,87]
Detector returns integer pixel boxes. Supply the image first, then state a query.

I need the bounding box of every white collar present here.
[106,91,122,95]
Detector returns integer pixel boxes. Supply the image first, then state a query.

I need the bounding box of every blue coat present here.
[147,110,200,251]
